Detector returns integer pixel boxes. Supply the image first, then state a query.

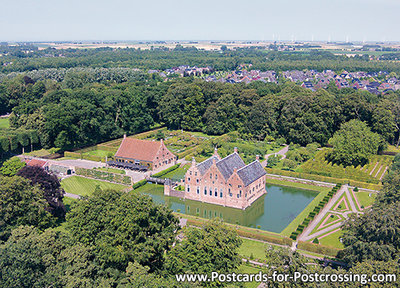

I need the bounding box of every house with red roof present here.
[114,136,176,170]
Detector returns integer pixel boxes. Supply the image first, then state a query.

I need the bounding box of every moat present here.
[138,183,317,233]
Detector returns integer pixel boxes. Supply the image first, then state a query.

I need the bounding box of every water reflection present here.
[140,183,317,233]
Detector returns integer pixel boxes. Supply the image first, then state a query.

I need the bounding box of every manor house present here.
[114,136,176,170]
[177,148,266,209]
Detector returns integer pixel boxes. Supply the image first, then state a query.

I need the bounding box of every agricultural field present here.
[0,118,10,129]
[61,176,128,196]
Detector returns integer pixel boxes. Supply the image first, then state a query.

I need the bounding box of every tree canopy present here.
[328,119,383,166]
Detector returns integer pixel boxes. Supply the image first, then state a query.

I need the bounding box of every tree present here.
[165,219,242,286]
[328,120,383,167]
[0,176,56,241]
[66,189,179,271]
[0,157,26,176]
[341,202,400,265]
[17,165,66,219]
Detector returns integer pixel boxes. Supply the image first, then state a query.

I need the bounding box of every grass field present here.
[318,230,344,249]
[238,238,268,261]
[0,118,9,129]
[63,197,78,212]
[61,176,127,196]
[84,149,114,158]
[355,191,376,208]
[162,164,191,179]
[23,149,52,157]
[237,264,266,288]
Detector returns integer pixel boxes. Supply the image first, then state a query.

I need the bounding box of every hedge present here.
[152,164,180,178]
[265,168,382,190]
[132,179,147,189]
[75,167,131,185]
[181,214,293,246]
[297,241,341,258]
[290,185,342,240]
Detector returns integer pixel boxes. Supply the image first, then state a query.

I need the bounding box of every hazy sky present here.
[1,0,399,42]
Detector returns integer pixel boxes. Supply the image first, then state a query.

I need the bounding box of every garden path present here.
[262,145,289,167]
[298,185,358,242]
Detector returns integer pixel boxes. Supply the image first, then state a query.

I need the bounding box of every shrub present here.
[312,238,319,244]
[75,167,131,185]
[132,179,147,189]
[152,164,180,178]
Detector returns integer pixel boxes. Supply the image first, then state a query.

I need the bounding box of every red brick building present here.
[177,148,266,209]
[114,136,176,170]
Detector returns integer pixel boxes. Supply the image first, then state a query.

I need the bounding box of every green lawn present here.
[162,164,191,180]
[0,118,10,129]
[237,264,266,288]
[63,197,78,212]
[23,149,52,157]
[355,191,376,208]
[61,176,127,196]
[84,149,114,158]
[95,167,126,174]
[318,230,344,249]
[238,238,267,261]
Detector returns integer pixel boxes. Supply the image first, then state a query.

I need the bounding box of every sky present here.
[0,0,399,42]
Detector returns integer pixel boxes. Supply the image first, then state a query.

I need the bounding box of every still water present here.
[139,183,317,233]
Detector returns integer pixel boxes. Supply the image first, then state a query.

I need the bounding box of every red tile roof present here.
[25,159,47,168]
[115,138,163,162]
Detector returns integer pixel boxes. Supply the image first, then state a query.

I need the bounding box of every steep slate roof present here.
[115,138,161,161]
[197,156,218,175]
[237,161,266,187]
[196,152,265,186]
[216,153,246,180]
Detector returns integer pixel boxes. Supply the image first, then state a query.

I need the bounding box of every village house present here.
[166,148,266,209]
[114,136,176,170]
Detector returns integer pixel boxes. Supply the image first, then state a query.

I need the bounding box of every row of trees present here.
[2,74,400,154]
[2,46,400,74]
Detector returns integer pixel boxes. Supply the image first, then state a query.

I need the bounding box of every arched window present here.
[220,189,223,198]
[214,188,218,197]
[204,187,207,195]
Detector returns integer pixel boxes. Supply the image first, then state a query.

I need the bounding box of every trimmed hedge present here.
[290,184,341,240]
[132,179,147,189]
[298,241,341,257]
[152,164,180,178]
[181,214,292,246]
[265,168,382,190]
[75,167,131,185]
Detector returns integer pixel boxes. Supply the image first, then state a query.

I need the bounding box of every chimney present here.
[191,157,196,166]
[233,167,237,173]
[123,134,126,139]
[256,155,260,161]
[213,146,220,159]
[160,138,164,145]
[234,147,238,153]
